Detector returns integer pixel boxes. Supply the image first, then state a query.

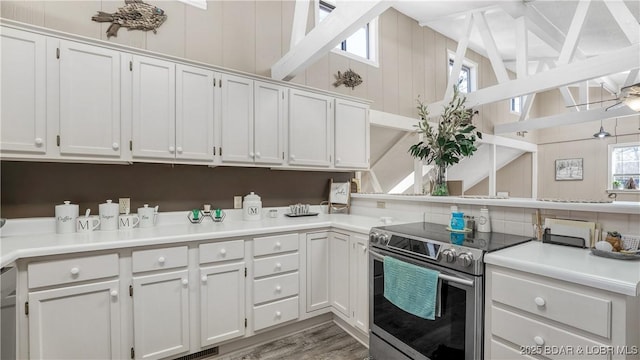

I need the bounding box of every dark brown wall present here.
[1,161,352,218]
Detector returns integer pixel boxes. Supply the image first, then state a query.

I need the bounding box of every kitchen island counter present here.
[485,241,640,296]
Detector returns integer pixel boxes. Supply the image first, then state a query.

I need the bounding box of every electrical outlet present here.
[376,201,386,209]
[234,196,243,209]
[119,198,130,214]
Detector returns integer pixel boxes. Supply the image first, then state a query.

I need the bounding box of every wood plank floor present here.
[215,322,370,360]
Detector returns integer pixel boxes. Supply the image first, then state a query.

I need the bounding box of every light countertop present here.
[485,241,640,296]
[0,212,392,268]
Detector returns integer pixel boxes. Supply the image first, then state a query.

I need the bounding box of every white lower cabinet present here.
[306,232,330,312]
[350,234,369,333]
[132,270,190,360]
[329,232,350,317]
[200,262,246,346]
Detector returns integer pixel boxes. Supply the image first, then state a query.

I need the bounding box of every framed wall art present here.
[555,158,583,181]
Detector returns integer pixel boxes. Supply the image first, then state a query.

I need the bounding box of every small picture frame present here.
[328,179,351,213]
[555,158,583,181]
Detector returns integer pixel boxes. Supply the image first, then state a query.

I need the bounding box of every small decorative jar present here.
[450,212,465,230]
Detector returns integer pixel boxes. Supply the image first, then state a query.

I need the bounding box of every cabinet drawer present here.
[253,253,299,278]
[492,306,610,360]
[253,272,299,304]
[491,271,611,338]
[253,233,298,256]
[490,339,537,360]
[253,296,299,331]
[132,246,187,273]
[28,254,118,288]
[200,240,244,264]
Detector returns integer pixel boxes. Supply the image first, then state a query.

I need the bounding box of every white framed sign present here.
[328,179,351,213]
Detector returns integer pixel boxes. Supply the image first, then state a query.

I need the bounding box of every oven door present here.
[369,248,482,360]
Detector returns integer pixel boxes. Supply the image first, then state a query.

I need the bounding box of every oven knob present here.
[459,252,474,267]
[369,232,379,244]
[379,234,390,245]
[442,248,456,263]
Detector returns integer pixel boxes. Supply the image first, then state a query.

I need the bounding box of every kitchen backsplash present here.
[350,197,640,237]
[0,161,352,218]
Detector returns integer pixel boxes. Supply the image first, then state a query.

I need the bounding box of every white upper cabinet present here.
[58,41,121,157]
[0,28,47,154]
[334,99,369,169]
[254,81,285,165]
[288,89,333,167]
[131,55,176,160]
[175,65,215,162]
[220,74,254,164]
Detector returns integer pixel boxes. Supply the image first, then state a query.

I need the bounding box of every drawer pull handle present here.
[275,285,282,292]
[70,267,80,276]
[534,297,546,307]
[182,278,189,286]
[275,311,282,318]
[275,242,281,249]
[201,275,207,283]
[534,336,545,346]
[275,263,282,271]
[220,248,227,255]
[110,290,118,298]
[35,138,43,146]
[158,256,166,265]
[112,142,119,150]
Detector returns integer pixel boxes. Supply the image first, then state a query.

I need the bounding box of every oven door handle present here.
[370,250,475,287]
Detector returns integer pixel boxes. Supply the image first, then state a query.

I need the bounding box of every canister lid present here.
[244,192,261,201]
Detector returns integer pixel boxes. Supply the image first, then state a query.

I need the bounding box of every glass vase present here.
[432,164,449,196]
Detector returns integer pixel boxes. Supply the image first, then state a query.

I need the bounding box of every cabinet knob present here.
[220,248,227,255]
[362,245,367,253]
[275,263,282,271]
[158,256,166,265]
[182,278,189,286]
[169,146,175,153]
[275,285,282,292]
[176,147,183,154]
[249,152,254,157]
[201,275,207,283]
[275,311,282,318]
[289,154,295,161]
[112,142,119,150]
[533,336,545,346]
[275,242,281,249]
[534,297,546,307]
[336,158,341,163]
[110,290,118,298]
[35,138,43,146]
[255,152,261,158]
[70,267,80,276]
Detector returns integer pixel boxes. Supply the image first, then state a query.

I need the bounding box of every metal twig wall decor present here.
[333,69,363,89]
[92,0,167,38]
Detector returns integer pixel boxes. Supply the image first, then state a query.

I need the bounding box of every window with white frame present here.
[318,1,378,64]
[448,56,476,93]
[609,142,640,190]
[510,96,522,114]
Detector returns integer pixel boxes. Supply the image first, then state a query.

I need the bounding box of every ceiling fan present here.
[564,82,640,111]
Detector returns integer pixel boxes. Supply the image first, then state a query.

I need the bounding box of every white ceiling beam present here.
[290,0,311,49]
[371,131,413,168]
[518,61,546,121]
[445,13,474,101]
[488,144,496,197]
[604,0,640,45]
[369,110,416,132]
[425,44,640,116]
[478,133,538,153]
[557,0,590,65]
[368,170,383,193]
[494,106,638,134]
[473,11,509,84]
[515,16,528,79]
[272,0,390,81]
[579,81,589,111]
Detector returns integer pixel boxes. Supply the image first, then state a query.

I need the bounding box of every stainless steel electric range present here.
[368,222,532,360]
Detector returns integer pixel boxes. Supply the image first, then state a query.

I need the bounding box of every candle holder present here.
[187,209,203,224]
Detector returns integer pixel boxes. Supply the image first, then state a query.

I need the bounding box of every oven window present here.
[373,259,466,359]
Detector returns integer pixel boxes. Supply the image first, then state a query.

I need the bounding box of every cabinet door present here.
[306,232,330,312]
[254,81,284,165]
[351,234,369,333]
[132,270,189,360]
[28,280,121,359]
[200,262,245,347]
[175,65,215,162]
[288,90,332,167]
[329,232,350,317]
[0,28,46,154]
[131,55,175,160]
[335,99,369,169]
[220,74,254,163]
[59,41,121,157]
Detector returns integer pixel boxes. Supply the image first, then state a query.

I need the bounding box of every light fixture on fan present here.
[594,83,611,138]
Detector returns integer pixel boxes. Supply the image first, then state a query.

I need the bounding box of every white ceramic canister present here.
[99,199,120,231]
[477,207,491,233]
[243,192,262,221]
[138,204,158,228]
[55,200,79,234]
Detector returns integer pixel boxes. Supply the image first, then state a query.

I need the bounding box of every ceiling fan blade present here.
[605,101,625,111]
[565,98,619,108]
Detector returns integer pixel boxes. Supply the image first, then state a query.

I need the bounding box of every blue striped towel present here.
[383,256,440,320]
